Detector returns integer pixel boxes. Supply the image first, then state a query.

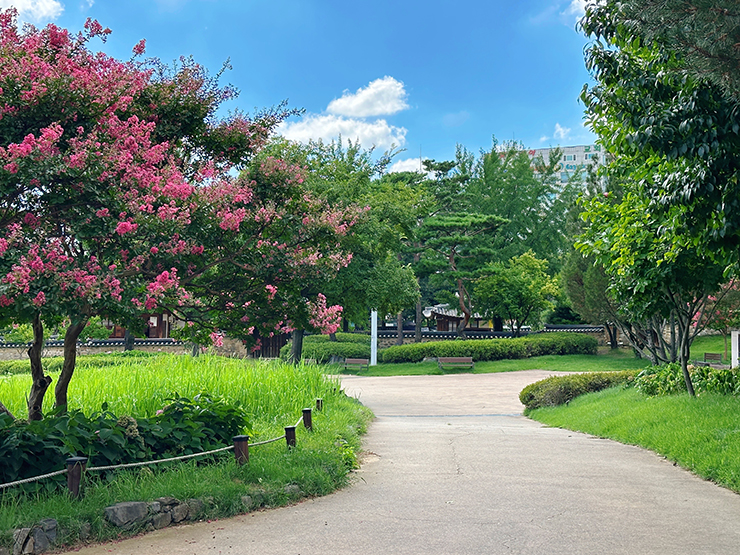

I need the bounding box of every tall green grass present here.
[529,387,740,492]
[2,355,338,434]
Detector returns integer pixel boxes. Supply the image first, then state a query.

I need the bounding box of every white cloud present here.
[0,0,63,22]
[563,0,586,17]
[539,135,549,142]
[327,76,409,118]
[388,157,428,174]
[278,114,406,151]
[554,123,571,140]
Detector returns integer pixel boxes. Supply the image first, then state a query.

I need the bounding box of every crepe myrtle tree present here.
[0,11,347,418]
[160,155,356,361]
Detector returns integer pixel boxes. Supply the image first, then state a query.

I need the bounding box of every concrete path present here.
[65,371,740,554]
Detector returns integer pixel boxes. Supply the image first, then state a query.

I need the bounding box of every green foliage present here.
[519,371,638,411]
[635,363,740,397]
[475,251,559,335]
[0,324,34,344]
[83,317,113,341]
[379,333,597,363]
[0,351,155,376]
[366,255,420,318]
[279,333,371,363]
[0,394,249,492]
[615,0,740,102]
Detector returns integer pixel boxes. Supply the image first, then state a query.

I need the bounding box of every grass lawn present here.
[330,347,651,377]
[690,334,730,363]
[528,386,740,493]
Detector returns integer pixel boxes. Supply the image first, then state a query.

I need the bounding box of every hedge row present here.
[379,332,598,363]
[0,394,248,491]
[519,370,638,412]
[280,333,370,363]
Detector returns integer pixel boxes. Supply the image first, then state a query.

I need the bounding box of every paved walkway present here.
[65,371,740,554]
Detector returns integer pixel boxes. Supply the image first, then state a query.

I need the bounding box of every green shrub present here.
[519,370,638,412]
[379,332,597,363]
[280,333,370,362]
[0,394,249,492]
[635,363,740,396]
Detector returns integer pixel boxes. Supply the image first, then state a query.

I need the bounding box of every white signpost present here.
[371,310,378,366]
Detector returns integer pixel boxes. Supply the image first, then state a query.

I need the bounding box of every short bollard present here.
[66,456,88,498]
[302,408,313,431]
[233,435,250,465]
[285,426,296,448]
[315,398,323,412]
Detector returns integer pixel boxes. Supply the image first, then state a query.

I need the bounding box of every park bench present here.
[695,352,723,367]
[344,358,369,372]
[704,352,722,364]
[437,356,475,371]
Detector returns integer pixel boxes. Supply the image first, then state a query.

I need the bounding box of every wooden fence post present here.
[302,408,313,431]
[66,456,88,498]
[315,398,323,412]
[285,426,296,448]
[233,435,250,465]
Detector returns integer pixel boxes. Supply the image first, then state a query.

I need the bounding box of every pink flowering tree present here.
[0,11,316,418]
[160,156,355,360]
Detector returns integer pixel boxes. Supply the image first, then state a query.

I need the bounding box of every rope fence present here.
[1,398,323,497]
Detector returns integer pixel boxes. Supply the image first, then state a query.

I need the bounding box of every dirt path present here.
[63,371,740,554]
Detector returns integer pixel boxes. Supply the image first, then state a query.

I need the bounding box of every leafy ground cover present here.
[0,354,371,550]
[528,387,740,493]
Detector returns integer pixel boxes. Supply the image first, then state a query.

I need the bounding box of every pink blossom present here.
[210,331,224,347]
[96,208,110,218]
[265,284,277,300]
[115,221,138,235]
[132,39,146,56]
[32,291,46,306]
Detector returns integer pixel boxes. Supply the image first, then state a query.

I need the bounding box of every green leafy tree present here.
[467,140,578,273]
[579,0,739,395]
[475,251,559,337]
[581,1,740,264]
[367,255,421,345]
[416,212,506,337]
[613,0,740,101]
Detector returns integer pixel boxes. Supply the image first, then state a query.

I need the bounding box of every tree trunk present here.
[606,324,619,349]
[415,300,422,343]
[290,329,304,363]
[54,320,87,412]
[342,318,349,333]
[724,333,729,361]
[0,399,14,419]
[456,279,470,339]
[396,312,404,346]
[27,314,51,421]
[123,329,134,351]
[329,332,337,342]
[677,314,696,397]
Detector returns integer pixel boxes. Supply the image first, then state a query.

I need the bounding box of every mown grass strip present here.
[528,387,740,493]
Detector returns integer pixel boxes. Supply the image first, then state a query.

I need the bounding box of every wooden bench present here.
[437,356,475,371]
[695,353,723,367]
[344,358,369,372]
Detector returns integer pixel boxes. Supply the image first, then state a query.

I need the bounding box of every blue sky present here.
[2,0,595,171]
